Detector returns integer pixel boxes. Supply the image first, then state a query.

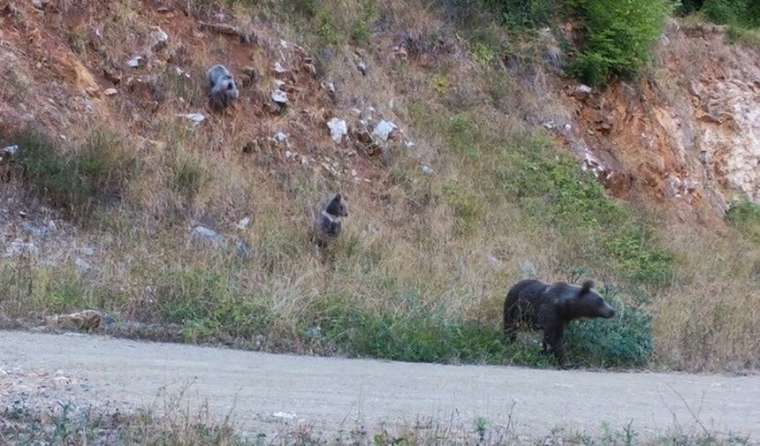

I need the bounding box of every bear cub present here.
[207,64,240,110]
[503,279,615,368]
[312,193,348,248]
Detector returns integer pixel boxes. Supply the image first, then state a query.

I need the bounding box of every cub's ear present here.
[580,280,594,294]
[335,193,342,201]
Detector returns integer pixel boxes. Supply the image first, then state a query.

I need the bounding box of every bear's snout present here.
[602,305,616,318]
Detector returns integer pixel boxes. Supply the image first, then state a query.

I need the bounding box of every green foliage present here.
[446,113,481,159]
[443,180,483,235]
[13,129,136,220]
[484,0,560,28]
[566,287,654,367]
[702,0,760,27]
[321,298,507,364]
[569,0,674,86]
[495,135,673,285]
[726,200,760,242]
[153,268,275,342]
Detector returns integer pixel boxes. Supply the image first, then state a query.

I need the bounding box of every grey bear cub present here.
[503,279,615,368]
[207,64,240,110]
[313,193,348,247]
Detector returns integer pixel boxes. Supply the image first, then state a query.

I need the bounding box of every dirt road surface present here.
[1,331,758,439]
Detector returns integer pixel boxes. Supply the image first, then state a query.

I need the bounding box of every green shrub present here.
[484,0,560,28]
[726,200,760,242]
[569,0,673,86]
[566,287,654,367]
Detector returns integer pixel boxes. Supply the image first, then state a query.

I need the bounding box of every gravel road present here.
[1,331,758,440]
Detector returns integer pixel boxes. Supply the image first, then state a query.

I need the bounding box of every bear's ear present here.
[580,280,594,294]
[335,193,342,202]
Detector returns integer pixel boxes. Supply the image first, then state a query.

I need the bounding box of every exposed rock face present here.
[557,23,760,220]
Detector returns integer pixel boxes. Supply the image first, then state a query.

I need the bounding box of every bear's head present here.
[325,193,348,217]
[568,280,615,320]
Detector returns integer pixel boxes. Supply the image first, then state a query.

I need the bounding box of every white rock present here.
[177,113,206,125]
[273,62,287,74]
[274,132,288,144]
[373,120,397,142]
[420,164,434,176]
[237,217,252,230]
[327,118,348,144]
[127,55,144,68]
[150,28,169,52]
[1,144,19,157]
[190,226,225,247]
[74,257,92,273]
[271,89,288,104]
[5,240,38,258]
[103,88,118,96]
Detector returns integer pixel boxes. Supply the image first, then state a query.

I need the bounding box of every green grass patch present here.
[494,134,673,285]
[726,200,760,243]
[10,129,136,221]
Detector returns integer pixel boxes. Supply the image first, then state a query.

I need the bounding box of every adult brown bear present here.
[503,279,615,368]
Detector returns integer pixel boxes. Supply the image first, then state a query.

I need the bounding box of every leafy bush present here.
[726,200,760,242]
[13,129,136,220]
[484,0,560,28]
[569,0,673,86]
[702,0,760,26]
[566,287,654,367]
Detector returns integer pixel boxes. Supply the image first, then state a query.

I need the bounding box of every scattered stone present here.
[149,28,169,53]
[572,84,593,100]
[1,144,19,159]
[198,21,257,44]
[273,62,287,74]
[177,113,206,125]
[31,0,48,10]
[46,310,114,332]
[236,216,252,230]
[103,88,118,96]
[274,132,288,145]
[420,164,434,176]
[190,226,225,247]
[4,240,37,258]
[271,89,288,105]
[372,120,397,142]
[327,118,348,144]
[74,257,92,274]
[127,55,144,69]
[80,246,95,256]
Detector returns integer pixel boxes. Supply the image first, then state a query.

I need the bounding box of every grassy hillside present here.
[1,0,759,371]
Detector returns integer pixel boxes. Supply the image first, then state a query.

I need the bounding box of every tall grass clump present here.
[12,129,136,221]
[726,200,760,243]
[569,0,674,86]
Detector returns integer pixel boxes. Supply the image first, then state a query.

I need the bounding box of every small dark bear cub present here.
[312,193,348,248]
[503,279,615,368]
[207,64,240,111]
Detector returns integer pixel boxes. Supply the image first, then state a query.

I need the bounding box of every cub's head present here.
[573,280,615,319]
[325,193,348,217]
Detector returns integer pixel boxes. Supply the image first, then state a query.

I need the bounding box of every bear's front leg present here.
[543,325,566,369]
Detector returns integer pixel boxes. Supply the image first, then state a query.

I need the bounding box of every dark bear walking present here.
[503,279,615,368]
